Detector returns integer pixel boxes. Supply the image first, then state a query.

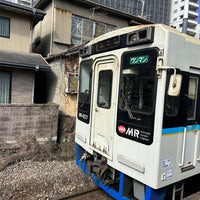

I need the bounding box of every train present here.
[75,24,200,200]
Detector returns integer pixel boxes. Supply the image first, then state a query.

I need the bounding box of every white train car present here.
[75,24,200,200]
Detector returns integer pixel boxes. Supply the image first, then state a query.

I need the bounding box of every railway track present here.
[50,185,200,200]
[51,186,113,200]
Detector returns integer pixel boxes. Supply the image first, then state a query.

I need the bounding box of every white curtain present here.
[0,71,11,103]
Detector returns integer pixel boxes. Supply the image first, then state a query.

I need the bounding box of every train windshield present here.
[117,48,158,145]
[119,68,156,114]
[77,59,93,124]
[119,48,158,115]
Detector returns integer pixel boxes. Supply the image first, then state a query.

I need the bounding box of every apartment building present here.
[170,0,199,37]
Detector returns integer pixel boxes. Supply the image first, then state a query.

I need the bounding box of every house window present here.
[0,71,11,103]
[66,72,78,94]
[0,17,10,38]
[71,15,116,45]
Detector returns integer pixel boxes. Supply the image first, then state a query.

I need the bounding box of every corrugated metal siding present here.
[91,0,171,24]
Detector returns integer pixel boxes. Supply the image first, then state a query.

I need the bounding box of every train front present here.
[75,24,187,200]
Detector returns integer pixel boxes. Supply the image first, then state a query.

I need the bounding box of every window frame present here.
[97,70,113,109]
[187,76,198,120]
[71,15,116,45]
[0,16,10,38]
[0,70,12,104]
[66,72,78,94]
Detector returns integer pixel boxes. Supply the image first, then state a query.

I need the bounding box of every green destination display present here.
[130,55,149,65]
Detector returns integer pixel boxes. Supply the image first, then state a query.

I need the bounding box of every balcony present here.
[187,27,197,36]
[188,10,198,19]
[188,19,197,28]
[189,0,198,3]
[189,2,199,11]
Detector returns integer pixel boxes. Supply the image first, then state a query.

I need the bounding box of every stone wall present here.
[46,52,79,117]
[0,104,59,143]
[56,112,76,160]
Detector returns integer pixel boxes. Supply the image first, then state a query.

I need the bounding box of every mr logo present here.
[126,128,140,138]
[118,125,140,138]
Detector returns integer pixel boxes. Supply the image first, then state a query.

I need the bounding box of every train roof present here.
[86,24,200,46]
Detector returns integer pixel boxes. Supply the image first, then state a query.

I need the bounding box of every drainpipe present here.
[182,0,189,34]
[30,22,33,52]
[30,8,36,53]
[49,0,55,56]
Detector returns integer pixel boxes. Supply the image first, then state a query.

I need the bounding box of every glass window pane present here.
[95,22,105,37]
[78,60,93,124]
[187,76,198,120]
[71,15,116,45]
[106,24,116,32]
[0,17,10,38]
[97,70,112,109]
[119,68,156,113]
[71,37,82,45]
[72,16,83,36]
[0,71,11,103]
[83,18,93,38]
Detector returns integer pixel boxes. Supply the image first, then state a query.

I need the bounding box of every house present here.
[0,0,44,52]
[0,50,50,104]
[32,0,151,141]
[0,0,49,103]
[0,0,58,143]
[33,0,151,57]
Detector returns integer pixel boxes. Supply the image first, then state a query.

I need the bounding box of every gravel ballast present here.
[0,160,95,200]
[0,142,96,200]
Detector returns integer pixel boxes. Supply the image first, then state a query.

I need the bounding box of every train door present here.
[180,75,199,171]
[90,56,118,158]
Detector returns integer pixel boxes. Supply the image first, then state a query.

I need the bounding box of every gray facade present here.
[91,0,171,24]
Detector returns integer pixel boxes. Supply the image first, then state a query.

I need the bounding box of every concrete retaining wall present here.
[0,104,59,143]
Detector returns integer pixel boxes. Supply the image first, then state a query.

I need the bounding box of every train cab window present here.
[187,76,198,120]
[78,60,93,123]
[119,68,156,114]
[97,70,112,109]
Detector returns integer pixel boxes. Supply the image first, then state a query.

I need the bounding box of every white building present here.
[170,0,200,38]
[4,0,34,7]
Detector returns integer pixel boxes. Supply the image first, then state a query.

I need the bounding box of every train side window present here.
[187,76,198,120]
[97,70,113,109]
[165,72,181,117]
[165,96,180,117]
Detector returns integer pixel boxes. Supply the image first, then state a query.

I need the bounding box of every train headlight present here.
[79,46,92,57]
[126,26,154,46]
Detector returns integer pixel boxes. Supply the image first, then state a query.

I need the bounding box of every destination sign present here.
[130,55,149,65]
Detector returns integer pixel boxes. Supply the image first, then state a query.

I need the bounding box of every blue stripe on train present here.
[162,125,200,136]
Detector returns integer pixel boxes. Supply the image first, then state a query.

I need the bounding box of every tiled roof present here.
[0,50,50,71]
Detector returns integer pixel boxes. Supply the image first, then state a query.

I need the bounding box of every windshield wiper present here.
[121,94,134,120]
